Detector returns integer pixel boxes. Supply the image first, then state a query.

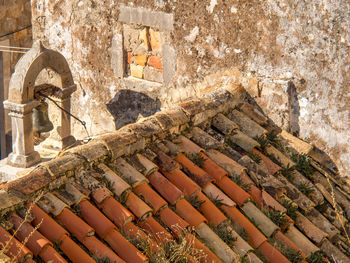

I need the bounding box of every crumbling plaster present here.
[30,0,349,176]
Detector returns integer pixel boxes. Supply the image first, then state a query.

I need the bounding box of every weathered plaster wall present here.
[0,0,32,158]
[31,0,349,176]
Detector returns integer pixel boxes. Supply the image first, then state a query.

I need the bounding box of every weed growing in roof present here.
[291,153,316,178]
[306,251,328,263]
[263,209,290,229]
[0,194,44,262]
[298,182,314,197]
[248,153,262,164]
[278,164,295,180]
[266,131,284,152]
[93,256,114,263]
[270,238,304,263]
[231,176,252,192]
[188,153,207,168]
[208,194,225,208]
[71,203,81,215]
[186,195,205,209]
[116,191,129,206]
[256,135,270,154]
[100,176,115,194]
[281,199,298,221]
[209,223,237,247]
[122,226,207,263]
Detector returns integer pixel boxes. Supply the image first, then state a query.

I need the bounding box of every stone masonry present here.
[30,1,350,176]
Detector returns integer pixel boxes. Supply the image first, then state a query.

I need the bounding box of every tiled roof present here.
[1,84,350,263]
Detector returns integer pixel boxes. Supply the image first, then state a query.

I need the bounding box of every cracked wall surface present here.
[31,0,349,176]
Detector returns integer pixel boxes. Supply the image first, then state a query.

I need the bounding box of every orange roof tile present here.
[1,85,349,263]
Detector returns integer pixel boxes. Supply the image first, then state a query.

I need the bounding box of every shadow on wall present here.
[107,89,161,129]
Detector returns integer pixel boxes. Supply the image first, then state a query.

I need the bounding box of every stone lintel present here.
[3,100,40,115]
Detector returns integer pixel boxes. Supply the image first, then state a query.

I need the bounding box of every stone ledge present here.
[118,5,174,31]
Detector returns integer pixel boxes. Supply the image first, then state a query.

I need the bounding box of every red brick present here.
[148,56,162,69]
[127,52,132,64]
[135,55,147,66]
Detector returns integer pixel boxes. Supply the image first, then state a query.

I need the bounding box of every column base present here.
[7,151,41,168]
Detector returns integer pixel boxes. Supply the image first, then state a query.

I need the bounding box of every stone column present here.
[42,84,76,150]
[3,100,40,167]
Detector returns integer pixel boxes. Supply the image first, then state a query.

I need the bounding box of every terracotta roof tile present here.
[0,226,32,262]
[78,199,116,238]
[1,86,348,263]
[125,191,153,220]
[82,235,125,263]
[55,207,94,240]
[216,176,251,206]
[147,171,183,205]
[138,216,174,244]
[257,240,290,263]
[175,198,207,227]
[221,205,267,248]
[239,102,268,126]
[58,235,95,263]
[195,192,227,227]
[175,153,214,188]
[228,109,267,138]
[161,168,201,197]
[159,207,189,237]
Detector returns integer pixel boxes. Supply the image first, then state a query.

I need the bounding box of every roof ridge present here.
[0,84,246,213]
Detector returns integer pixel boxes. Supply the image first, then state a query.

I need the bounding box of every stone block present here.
[148,56,162,69]
[139,28,150,51]
[135,55,147,66]
[111,33,124,78]
[119,5,174,31]
[163,44,176,85]
[130,64,144,79]
[144,66,163,83]
[150,29,162,51]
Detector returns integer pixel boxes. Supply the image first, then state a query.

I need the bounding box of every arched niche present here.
[3,41,76,168]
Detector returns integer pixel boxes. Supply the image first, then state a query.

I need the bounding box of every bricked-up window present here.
[113,6,175,86]
[124,25,163,83]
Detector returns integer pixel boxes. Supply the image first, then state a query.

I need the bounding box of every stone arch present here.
[3,41,76,168]
[8,41,74,104]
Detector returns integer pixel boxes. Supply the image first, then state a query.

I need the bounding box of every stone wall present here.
[0,0,32,158]
[30,0,349,176]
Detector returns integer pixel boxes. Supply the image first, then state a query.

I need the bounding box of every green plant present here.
[71,204,81,215]
[263,209,290,228]
[248,153,262,164]
[298,182,314,197]
[306,251,328,263]
[208,194,225,208]
[189,153,207,168]
[270,238,303,263]
[266,131,284,152]
[93,256,113,263]
[53,239,64,256]
[231,176,252,192]
[116,191,129,206]
[210,224,237,247]
[291,153,316,178]
[256,135,269,154]
[100,176,115,194]
[279,164,295,180]
[186,195,205,210]
[281,199,298,221]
